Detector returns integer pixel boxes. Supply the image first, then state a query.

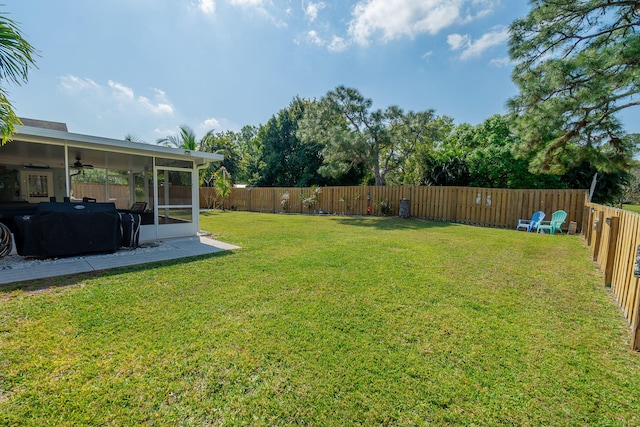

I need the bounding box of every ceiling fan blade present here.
[72,155,93,169]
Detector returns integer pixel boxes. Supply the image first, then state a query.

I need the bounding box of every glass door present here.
[155,166,196,238]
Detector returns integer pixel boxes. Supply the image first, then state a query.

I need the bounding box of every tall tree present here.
[198,129,240,182]
[395,112,454,185]
[0,8,38,145]
[508,0,639,171]
[620,140,640,205]
[464,115,559,189]
[299,86,406,186]
[256,97,326,187]
[409,121,471,187]
[234,125,262,185]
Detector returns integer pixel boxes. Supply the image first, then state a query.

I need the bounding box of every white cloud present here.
[447,33,470,50]
[139,96,174,115]
[201,117,221,129]
[226,0,287,27]
[448,26,509,59]
[106,81,174,115]
[463,27,509,58]
[108,80,135,100]
[328,36,348,52]
[307,30,324,46]
[305,1,326,22]
[229,0,264,6]
[57,75,179,142]
[459,0,498,23]
[347,0,499,46]
[302,30,348,52]
[489,56,513,67]
[58,75,100,91]
[197,0,216,14]
[349,0,461,45]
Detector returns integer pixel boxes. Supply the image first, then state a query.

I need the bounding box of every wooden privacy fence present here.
[201,185,588,231]
[583,203,640,350]
[72,183,130,209]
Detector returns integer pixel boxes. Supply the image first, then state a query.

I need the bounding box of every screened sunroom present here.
[0,119,223,243]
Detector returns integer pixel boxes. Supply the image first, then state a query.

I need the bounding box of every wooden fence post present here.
[586,206,595,245]
[604,216,620,287]
[582,205,590,238]
[633,289,640,351]
[592,210,605,261]
[452,187,458,223]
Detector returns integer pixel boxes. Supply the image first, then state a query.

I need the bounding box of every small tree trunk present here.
[373,165,384,186]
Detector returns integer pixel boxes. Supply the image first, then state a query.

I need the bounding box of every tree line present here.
[163,86,637,205]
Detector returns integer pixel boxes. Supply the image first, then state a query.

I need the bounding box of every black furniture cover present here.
[0,202,39,234]
[14,202,121,257]
[118,212,141,248]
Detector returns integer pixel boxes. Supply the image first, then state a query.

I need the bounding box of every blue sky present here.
[5,1,637,143]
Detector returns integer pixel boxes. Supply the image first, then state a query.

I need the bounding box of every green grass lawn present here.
[623,204,640,213]
[2,212,640,426]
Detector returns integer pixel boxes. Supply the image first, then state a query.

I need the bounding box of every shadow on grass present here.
[0,250,235,296]
[331,216,456,231]
[201,210,239,216]
[201,210,457,231]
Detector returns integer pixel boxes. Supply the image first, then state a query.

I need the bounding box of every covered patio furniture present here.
[13,201,121,257]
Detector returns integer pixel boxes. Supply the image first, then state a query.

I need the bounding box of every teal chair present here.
[516,211,545,232]
[537,210,568,234]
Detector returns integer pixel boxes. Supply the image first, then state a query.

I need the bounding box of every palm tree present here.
[124,134,145,143]
[156,125,216,151]
[0,8,38,145]
[214,166,232,210]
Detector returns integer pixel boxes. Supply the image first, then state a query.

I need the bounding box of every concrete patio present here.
[0,234,240,285]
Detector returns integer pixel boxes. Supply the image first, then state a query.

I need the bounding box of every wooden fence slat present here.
[604,216,620,287]
[624,215,640,322]
[619,213,637,316]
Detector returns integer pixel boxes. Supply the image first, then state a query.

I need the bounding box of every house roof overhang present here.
[1,125,224,170]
